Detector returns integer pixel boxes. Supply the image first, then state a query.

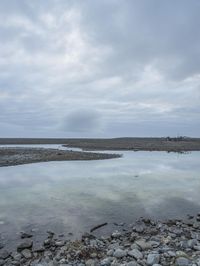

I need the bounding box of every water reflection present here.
[0,150,200,244]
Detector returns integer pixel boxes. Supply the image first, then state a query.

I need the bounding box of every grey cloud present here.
[0,0,199,137]
[79,0,200,80]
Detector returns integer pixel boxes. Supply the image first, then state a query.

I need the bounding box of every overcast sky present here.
[0,0,200,138]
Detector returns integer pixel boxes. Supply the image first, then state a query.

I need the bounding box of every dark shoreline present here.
[1,137,200,152]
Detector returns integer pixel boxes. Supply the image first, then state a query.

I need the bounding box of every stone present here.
[128,249,143,260]
[107,250,113,256]
[0,249,10,259]
[17,239,33,251]
[175,257,190,266]
[133,223,145,233]
[20,231,33,239]
[55,240,65,247]
[101,257,112,265]
[32,244,45,253]
[135,240,153,250]
[0,259,4,266]
[187,239,198,248]
[12,252,22,261]
[112,231,122,239]
[113,249,127,258]
[21,249,32,259]
[147,254,160,265]
[126,262,139,266]
[85,259,96,266]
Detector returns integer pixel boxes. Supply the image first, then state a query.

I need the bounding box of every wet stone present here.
[128,249,143,260]
[17,239,33,251]
[113,249,127,258]
[175,257,190,266]
[0,249,10,260]
[147,253,160,265]
[20,231,33,239]
[21,249,32,259]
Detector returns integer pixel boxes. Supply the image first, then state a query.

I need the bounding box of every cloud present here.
[0,0,199,137]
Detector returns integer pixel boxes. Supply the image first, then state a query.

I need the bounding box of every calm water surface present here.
[0,148,200,245]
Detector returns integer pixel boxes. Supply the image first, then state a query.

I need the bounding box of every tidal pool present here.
[0,149,200,246]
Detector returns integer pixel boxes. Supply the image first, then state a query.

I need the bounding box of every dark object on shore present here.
[90,222,108,232]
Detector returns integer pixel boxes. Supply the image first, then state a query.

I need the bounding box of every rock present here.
[55,240,65,247]
[135,240,153,250]
[128,249,143,260]
[0,244,4,250]
[107,250,113,256]
[100,257,112,265]
[133,222,145,233]
[32,244,45,253]
[85,259,96,266]
[112,231,122,239]
[0,260,4,266]
[147,254,160,265]
[17,239,33,251]
[0,249,10,259]
[12,252,22,261]
[175,257,190,266]
[113,249,127,258]
[21,249,32,259]
[20,231,33,238]
[126,262,139,266]
[187,239,198,248]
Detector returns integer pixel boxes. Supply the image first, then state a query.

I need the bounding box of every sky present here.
[0,0,200,138]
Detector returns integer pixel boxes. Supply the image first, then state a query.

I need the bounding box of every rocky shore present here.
[1,214,200,265]
[0,148,121,167]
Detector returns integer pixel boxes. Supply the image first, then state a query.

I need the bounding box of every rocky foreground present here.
[1,214,200,265]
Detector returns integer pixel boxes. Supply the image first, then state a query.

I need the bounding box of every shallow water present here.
[0,148,200,245]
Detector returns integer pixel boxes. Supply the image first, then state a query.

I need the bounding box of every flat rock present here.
[128,249,143,260]
[147,253,160,265]
[21,249,32,259]
[175,257,190,266]
[135,240,153,250]
[0,249,10,259]
[113,249,127,258]
[17,239,33,251]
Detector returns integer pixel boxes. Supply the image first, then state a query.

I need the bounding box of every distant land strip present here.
[0,137,200,152]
